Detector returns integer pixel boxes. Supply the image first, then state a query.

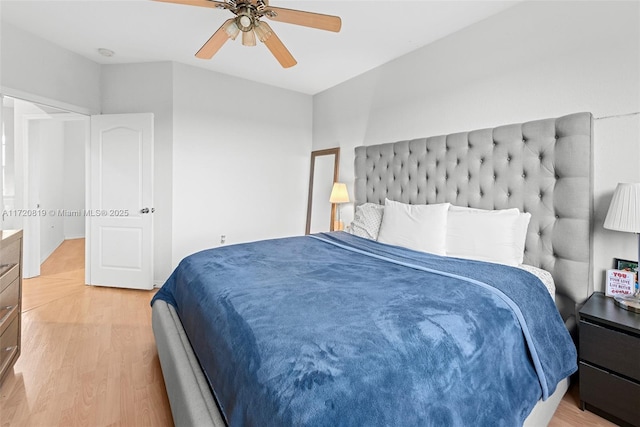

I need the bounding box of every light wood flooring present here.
[0,239,172,426]
[0,238,618,426]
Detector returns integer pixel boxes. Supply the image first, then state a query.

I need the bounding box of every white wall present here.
[171,63,312,265]
[0,20,314,284]
[101,62,313,280]
[101,62,174,286]
[312,1,640,292]
[1,102,15,229]
[593,115,640,284]
[0,22,100,114]
[63,120,87,239]
[1,21,97,266]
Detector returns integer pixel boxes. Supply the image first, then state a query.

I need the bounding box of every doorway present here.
[1,96,89,278]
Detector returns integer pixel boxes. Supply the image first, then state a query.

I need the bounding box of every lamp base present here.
[333,220,344,231]
[614,294,640,313]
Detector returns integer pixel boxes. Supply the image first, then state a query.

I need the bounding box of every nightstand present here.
[579,292,640,426]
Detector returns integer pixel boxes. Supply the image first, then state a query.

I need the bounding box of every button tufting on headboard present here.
[354,112,594,332]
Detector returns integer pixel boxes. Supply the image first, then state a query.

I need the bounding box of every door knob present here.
[140,208,150,214]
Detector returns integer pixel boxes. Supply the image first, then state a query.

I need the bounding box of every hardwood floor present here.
[0,238,619,426]
[548,384,616,427]
[0,239,173,426]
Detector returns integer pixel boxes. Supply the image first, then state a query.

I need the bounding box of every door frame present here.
[1,90,93,279]
[18,110,88,278]
[2,91,154,289]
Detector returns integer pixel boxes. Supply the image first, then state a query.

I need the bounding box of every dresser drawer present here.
[0,237,21,276]
[0,264,19,293]
[0,276,20,331]
[0,316,19,373]
[580,362,640,426]
[580,320,640,382]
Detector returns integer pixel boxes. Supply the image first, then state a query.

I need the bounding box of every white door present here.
[88,113,154,289]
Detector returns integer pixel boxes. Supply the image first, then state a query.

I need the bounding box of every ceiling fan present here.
[154,0,342,68]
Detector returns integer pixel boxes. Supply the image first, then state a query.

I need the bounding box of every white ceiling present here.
[0,0,519,95]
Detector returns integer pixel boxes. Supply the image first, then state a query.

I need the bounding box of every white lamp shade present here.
[603,183,640,233]
[329,182,350,204]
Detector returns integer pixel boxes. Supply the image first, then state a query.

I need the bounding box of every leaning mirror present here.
[305,148,340,234]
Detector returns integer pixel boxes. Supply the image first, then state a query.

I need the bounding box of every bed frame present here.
[153,112,594,426]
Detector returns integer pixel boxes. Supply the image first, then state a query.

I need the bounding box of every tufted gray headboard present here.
[354,112,593,333]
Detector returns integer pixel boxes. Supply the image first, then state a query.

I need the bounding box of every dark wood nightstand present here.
[579,292,640,426]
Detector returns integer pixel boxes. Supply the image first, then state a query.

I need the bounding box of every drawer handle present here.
[3,346,16,353]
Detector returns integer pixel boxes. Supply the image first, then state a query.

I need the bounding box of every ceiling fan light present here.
[242,29,257,46]
[253,21,272,42]
[223,20,240,40]
[239,15,252,28]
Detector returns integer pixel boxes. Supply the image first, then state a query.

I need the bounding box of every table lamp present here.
[603,182,640,312]
[329,182,349,231]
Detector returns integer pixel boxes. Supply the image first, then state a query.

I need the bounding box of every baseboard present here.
[64,234,86,240]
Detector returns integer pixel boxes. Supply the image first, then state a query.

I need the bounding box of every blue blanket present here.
[152,232,577,426]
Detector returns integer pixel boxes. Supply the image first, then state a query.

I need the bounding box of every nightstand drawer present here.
[580,320,640,382]
[580,362,640,426]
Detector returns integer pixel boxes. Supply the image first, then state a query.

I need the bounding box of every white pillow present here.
[446,205,531,266]
[377,199,450,255]
[450,205,531,260]
[513,212,531,262]
[347,203,385,240]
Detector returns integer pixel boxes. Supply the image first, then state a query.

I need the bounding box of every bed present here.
[152,112,594,426]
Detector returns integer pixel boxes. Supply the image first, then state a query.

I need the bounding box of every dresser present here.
[579,292,640,427]
[0,229,22,386]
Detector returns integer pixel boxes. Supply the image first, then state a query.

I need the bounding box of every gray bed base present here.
[153,112,593,426]
[153,300,226,427]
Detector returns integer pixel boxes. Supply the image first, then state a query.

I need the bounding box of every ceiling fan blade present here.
[153,0,229,10]
[255,21,297,68]
[195,19,235,59]
[265,7,341,32]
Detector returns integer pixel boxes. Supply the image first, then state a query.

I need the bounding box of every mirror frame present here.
[305,147,340,235]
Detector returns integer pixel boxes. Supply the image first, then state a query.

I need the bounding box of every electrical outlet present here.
[220,235,226,244]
